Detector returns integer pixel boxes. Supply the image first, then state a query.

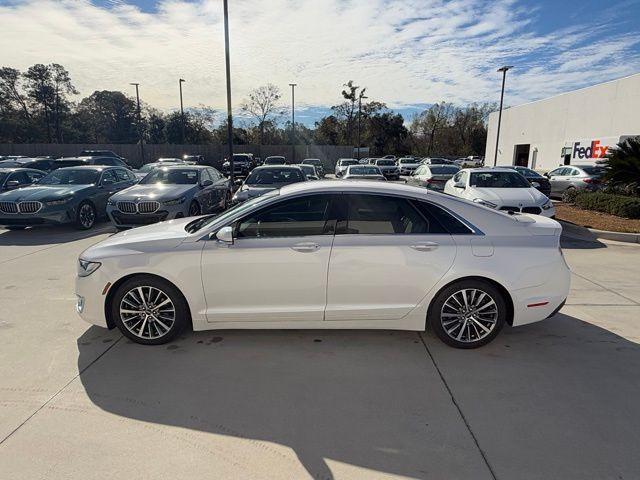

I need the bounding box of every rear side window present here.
[114,168,131,182]
[413,201,473,234]
[337,194,446,234]
[236,194,334,238]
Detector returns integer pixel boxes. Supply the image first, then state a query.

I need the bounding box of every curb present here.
[558,220,640,244]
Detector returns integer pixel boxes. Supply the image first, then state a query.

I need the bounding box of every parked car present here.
[444,168,554,217]
[494,166,551,197]
[422,157,452,165]
[263,156,287,166]
[76,180,570,348]
[455,156,484,168]
[133,161,184,180]
[183,154,205,165]
[297,164,319,181]
[342,165,386,181]
[381,155,397,161]
[79,150,131,167]
[545,165,606,198]
[407,164,460,191]
[373,158,401,180]
[0,157,58,172]
[221,153,256,177]
[54,156,130,169]
[232,165,307,203]
[397,157,421,175]
[0,166,136,230]
[107,165,231,229]
[301,158,325,177]
[157,157,185,164]
[335,158,359,177]
[0,168,46,193]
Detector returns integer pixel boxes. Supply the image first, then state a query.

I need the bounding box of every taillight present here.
[583,178,600,184]
[426,178,433,183]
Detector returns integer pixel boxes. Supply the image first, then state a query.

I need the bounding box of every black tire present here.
[188,200,201,216]
[111,275,189,345]
[5,226,26,231]
[428,279,506,349]
[75,201,96,230]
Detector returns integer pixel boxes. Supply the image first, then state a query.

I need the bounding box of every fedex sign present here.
[572,139,609,160]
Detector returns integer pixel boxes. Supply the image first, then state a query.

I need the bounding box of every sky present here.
[1,0,639,126]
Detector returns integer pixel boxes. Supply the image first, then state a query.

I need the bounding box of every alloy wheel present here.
[440,288,499,343]
[119,286,176,340]
[79,204,95,228]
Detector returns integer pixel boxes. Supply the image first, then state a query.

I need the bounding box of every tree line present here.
[0,63,493,157]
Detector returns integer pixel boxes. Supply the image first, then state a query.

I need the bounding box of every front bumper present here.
[0,206,75,226]
[76,269,111,328]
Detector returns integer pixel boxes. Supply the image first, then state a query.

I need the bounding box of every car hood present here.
[237,184,280,198]
[81,216,196,260]
[469,187,547,205]
[0,184,91,201]
[110,184,195,201]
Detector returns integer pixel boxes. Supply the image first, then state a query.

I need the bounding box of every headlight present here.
[163,196,186,206]
[473,198,498,209]
[107,199,116,206]
[542,199,553,210]
[77,258,101,277]
[45,197,73,206]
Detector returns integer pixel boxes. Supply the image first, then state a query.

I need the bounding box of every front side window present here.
[245,168,304,186]
[236,194,334,238]
[337,194,429,235]
[114,168,131,182]
[100,170,118,185]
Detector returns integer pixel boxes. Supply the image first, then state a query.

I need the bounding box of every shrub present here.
[601,137,640,196]
[573,192,640,219]
[562,188,579,203]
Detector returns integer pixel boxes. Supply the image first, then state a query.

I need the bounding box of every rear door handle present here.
[291,242,320,252]
[410,242,439,252]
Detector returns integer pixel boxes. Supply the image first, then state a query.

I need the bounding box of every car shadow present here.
[0,221,115,246]
[77,313,640,479]
[560,234,607,250]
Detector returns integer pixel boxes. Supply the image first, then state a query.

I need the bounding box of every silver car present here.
[297,164,319,180]
[342,165,386,181]
[133,161,184,180]
[232,165,307,203]
[107,165,231,229]
[407,164,460,191]
[546,165,606,198]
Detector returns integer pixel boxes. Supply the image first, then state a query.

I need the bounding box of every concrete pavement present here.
[0,225,638,479]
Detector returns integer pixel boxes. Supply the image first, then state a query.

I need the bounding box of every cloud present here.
[1,0,639,124]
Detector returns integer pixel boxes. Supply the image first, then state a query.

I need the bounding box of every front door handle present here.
[410,242,439,252]
[291,242,320,252]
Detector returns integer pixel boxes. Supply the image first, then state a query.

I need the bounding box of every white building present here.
[485,73,640,171]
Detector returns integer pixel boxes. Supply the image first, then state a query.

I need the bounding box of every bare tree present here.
[240,84,284,144]
[50,63,78,142]
[0,67,31,120]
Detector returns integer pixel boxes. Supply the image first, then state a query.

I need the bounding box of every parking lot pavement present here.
[0,227,639,479]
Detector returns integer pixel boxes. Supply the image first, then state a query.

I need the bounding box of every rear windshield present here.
[264,157,286,164]
[581,166,607,176]
[470,171,530,188]
[302,159,321,165]
[246,168,304,185]
[339,159,358,166]
[376,159,395,166]
[140,168,199,184]
[429,166,459,174]
[348,166,381,175]
[399,158,415,164]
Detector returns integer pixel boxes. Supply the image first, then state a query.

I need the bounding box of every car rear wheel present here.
[76,202,96,230]
[429,280,506,349]
[111,275,189,345]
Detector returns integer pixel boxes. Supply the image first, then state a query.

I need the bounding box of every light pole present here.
[130,82,145,164]
[357,88,367,160]
[179,78,186,144]
[223,0,234,185]
[493,65,513,166]
[289,83,297,164]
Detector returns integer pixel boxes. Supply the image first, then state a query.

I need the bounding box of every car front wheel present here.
[76,202,96,230]
[111,275,189,345]
[429,279,506,349]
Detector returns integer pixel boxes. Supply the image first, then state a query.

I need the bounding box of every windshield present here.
[376,160,395,166]
[299,165,315,174]
[39,169,99,185]
[348,166,380,175]
[429,166,459,174]
[140,168,199,185]
[470,171,531,188]
[186,189,280,233]
[302,159,321,165]
[245,168,304,185]
[399,158,415,164]
[339,160,358,166]
[581,166,607,176]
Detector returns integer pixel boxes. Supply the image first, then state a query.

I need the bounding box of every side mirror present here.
[201,179,213,187]
[531,181,541,188]
[454,181,466,189]
[5,180,21,189]
[544,172,550,178]
[214,226,234,244]
[234,179,243,186]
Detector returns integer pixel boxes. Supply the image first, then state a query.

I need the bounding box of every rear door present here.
[325,193,457,321]
[548,167,569,195]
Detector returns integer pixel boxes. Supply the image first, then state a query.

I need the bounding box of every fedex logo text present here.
[572,140,608,159]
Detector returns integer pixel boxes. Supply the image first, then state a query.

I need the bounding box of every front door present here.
[325,194,456,321]
[201,193,337,323]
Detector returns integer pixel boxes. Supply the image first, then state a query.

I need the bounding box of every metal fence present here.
[0,144,354,169]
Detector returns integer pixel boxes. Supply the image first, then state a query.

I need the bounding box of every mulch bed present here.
[555,202,640,233]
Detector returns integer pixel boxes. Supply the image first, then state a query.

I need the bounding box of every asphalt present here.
[0,222,638,479]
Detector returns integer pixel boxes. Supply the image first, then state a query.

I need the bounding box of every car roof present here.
[152,164,209,170]
[280,179,431,197]
[252,165,301,171]
[0,167,43,173]
[54,165,111,172]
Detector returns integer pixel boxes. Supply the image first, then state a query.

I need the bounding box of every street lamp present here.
[223,0,234,185]
[493,65,513,166]
[179,78,186,144]
[130,82,145,164]
[357,88,367,160]
[289,83,297,164]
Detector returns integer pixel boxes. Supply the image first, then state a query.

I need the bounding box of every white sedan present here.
[444,168,555,217]
[76,180,569,349]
